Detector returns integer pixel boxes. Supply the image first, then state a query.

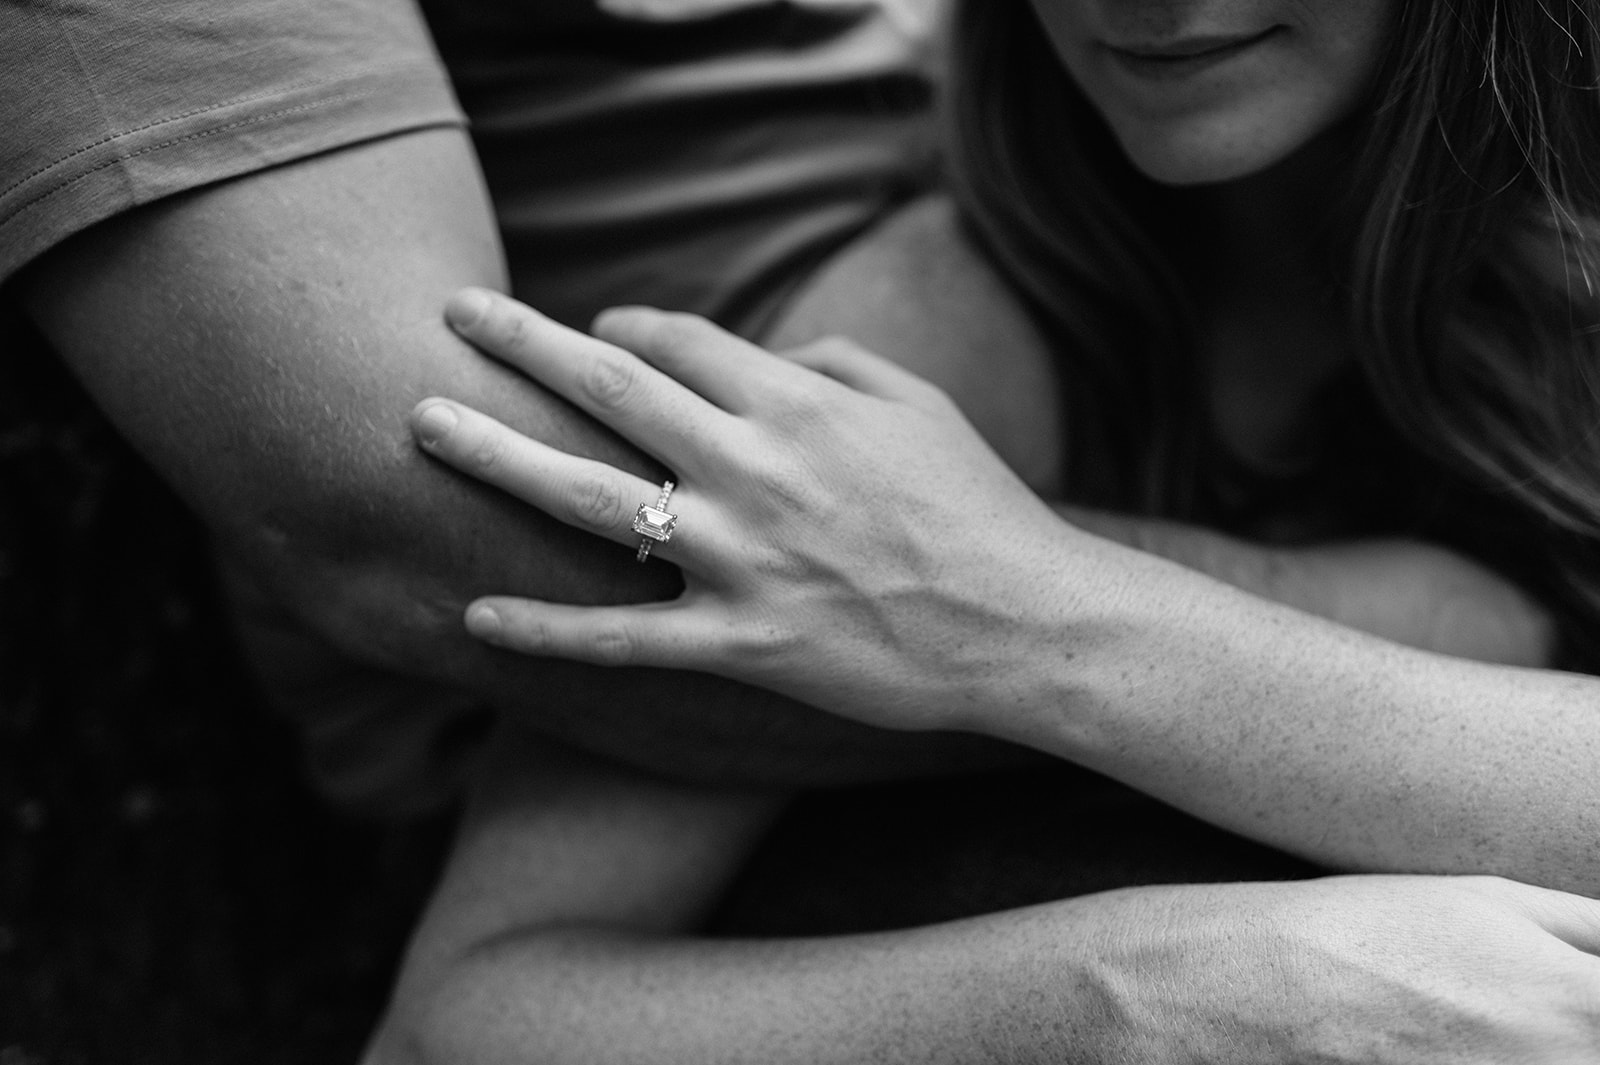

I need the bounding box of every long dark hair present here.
[947,0,1600,656]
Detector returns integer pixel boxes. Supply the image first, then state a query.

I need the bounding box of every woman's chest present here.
[1193,293,1410,541]
[1201,292,1353,478]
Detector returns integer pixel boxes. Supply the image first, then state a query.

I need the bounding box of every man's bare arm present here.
[364,726,1600,1065]
[16,129,1025,783]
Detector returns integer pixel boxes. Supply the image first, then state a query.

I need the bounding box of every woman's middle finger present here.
[412,398,719,565]
[445,288,732,468]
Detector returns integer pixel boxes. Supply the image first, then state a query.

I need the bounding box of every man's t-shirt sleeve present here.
[0,0,465,286]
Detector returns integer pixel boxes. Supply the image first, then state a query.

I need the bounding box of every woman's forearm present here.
[1054,504,1554,667]
[362,735,1112,1065]
[369,918,1093,1065]
[367,876,1600,1065]
[989,539,1600,894]
[363,723,1600,1065]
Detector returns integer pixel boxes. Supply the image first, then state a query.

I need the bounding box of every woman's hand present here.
[411,289,1097,732]
[410,292,1600,898]
[1080,874,1600,1064]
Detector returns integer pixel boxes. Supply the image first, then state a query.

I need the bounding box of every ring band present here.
[633,480,677,562]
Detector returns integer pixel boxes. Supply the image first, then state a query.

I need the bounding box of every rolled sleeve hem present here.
[0,61,464,286]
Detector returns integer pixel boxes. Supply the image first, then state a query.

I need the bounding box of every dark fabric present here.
[423,0,942,333]
[1,0,941,328]
[712,764,1322,935]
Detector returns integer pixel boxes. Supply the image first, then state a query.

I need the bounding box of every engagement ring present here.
[633,480,677,562]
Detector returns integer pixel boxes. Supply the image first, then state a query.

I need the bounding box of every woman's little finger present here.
[466,597,708,671]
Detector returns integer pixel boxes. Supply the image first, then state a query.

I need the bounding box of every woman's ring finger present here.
[412,399,690,559]
[633,480,678,562]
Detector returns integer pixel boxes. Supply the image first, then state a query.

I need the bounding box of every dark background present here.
[0,308,447,1064]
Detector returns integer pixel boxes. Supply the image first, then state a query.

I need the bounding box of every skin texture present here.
[17,16,1590,1059]
[413,293,1600,896]
[63,124,1562,1064]
[362,0,1596,1057]
[1056,507,1554,668]
[16,130,1030,788]
[363,728,1600,1065]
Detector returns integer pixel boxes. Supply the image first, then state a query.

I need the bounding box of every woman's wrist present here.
[963,529,1251,759]
[926,518,1155,745]
[978,545,1600,890]
[981,532,1421,797]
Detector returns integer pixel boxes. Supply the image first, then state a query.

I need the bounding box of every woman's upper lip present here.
[1104,28,1277,59]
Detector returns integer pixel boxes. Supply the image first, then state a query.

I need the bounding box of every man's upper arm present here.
[19,126,680,653]
[16,128,1032,784]
[2,0,670,661]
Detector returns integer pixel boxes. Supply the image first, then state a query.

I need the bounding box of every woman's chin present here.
[1107,109,1347,188]
[1116,137,1286,187]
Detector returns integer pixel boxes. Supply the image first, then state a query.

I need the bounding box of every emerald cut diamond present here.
[633,504,677,542]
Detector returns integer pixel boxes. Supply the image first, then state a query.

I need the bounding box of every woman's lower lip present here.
[1104,28,1281,81]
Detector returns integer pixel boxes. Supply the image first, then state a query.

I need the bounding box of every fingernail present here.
[445,289,493,329]
[466,603,503,643]
[413,402,458,446]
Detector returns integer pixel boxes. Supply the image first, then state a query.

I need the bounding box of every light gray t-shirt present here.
[0,0,464,287]
[0,0,945,810]
[1,0,944,334]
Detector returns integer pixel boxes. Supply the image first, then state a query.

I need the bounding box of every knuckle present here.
[730,611,795,660]
[579,352,641,410]
[731,449,815,514]
[588,625,636,666]
[740,510,821,580]
[766,383,831,427]
[569,473,626,529]
[765,465,818,515]
[506,616,552,654]
[470,434,507,474]
[784,336,853,372]
[492,302,533,351]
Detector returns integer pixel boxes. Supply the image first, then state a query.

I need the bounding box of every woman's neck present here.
[1190,133,1348,296]
[1181,133,1359,479]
